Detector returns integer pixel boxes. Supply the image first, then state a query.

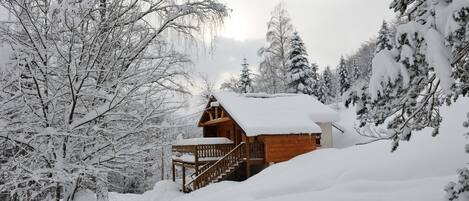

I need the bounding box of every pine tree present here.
[338,56,350,95]
[352,59,360,80]
[316,78,327,103]
[318,66,335,104]
[310,63,320,97]
[360,3,469,198]
[286,32,316,95]
[238,58,253,93]
[375,21,393,53]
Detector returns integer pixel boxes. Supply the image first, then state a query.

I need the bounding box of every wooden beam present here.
[194,145,199,176]
[200,117,230,126]
[182,165,186,192]
[246,140,251,179]
[172,162,175,182]
[208,110,213,120]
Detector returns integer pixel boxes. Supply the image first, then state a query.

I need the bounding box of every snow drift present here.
[177,99,468,201]
[84,98,469,201]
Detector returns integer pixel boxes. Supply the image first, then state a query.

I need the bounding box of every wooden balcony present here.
[172,143,235,166]
[171,138,265,192]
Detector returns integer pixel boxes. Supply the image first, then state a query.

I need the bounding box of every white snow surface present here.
[76,181,183,201]
[211,92,340,136]
[83,98,469,201]
[174,137,233,145]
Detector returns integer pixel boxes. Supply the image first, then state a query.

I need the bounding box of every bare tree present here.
[257,3,293,94]
[0,0,227,200]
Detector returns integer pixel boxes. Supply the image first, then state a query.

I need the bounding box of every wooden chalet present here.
[172,92,339,192]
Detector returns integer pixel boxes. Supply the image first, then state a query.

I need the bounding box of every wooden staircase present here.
[184,142,246,192]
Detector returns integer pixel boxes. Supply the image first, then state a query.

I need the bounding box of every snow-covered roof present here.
[174,137,233,146]
[211,92,340,136]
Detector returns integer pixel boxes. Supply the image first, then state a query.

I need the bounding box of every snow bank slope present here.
[76,181,183,201]
[330,104,371,148]
[176,98,469,201]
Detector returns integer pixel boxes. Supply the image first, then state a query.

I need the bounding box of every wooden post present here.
[194,145,199,175]
[161,149,165,180]
[208,110,213,120]
[245,139,251,179]
[182,165,186,192]
[172,162,175,182]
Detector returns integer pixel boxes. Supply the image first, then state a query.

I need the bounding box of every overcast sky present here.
[193,0,396,86]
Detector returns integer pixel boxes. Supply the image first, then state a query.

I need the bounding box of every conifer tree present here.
[367,1,468,199]
[352,59,360,80]
[338,56,350,95]
[375,21,393,53]
[286,32,316,95]
[318,66,335,104]
[310,63,320,97]
[238,58,253,93]
[316,78,327,103]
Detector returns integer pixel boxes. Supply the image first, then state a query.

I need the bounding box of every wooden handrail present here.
[185,142,246,192]
[172,144,235,161]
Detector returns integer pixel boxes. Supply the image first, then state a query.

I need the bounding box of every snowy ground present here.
[79,98,469,201]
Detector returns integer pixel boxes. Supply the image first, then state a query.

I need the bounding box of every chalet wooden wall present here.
[202,119,244,145]
[260,135,316,163]
[216,122,233,140]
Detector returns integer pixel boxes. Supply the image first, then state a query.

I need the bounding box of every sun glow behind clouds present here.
[216,0,395,68]
[218,0,273,41]
[191,0,396,93]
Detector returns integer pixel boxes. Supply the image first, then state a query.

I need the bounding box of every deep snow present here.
[79,98,469,201]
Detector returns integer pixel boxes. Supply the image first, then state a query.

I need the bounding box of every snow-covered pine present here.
[363,0,469,148]
[343,31,378,120]
[257,3,294,94]
[0,0,228,200]
[375,21,393,54]
[352,59,361,80]
[310,63,321,97]
[286,32,317,95]
[445,112,469,201]
[338,56,350,95]
[360,0,468,199]
[449,5,469,97]
[315,78,326,104]
[317,66,336,104]
[238,59,254,93]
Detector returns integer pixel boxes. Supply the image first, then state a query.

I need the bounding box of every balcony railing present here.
[172,143,235,164]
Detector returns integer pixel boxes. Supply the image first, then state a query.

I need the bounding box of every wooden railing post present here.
[172,162,175,182]
[245,140,251,178]
[182,165,186,193]
[194,145,199,175]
